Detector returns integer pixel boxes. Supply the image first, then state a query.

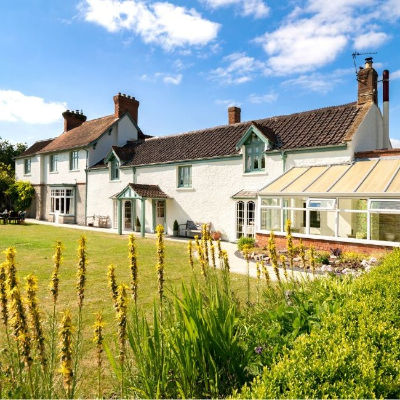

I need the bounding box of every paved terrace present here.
[23,218,312,281]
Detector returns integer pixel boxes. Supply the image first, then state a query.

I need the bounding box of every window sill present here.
[176,187,195,192]
[110,179,121,183]
[69,169,80,172]
[243,170,267,176]
[23,174,31,177]
[49,171,59,174]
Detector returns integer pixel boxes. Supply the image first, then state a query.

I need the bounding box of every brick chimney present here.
[113,93,139,123]
[357,57,378,106]
[62,110,87,132]
[228,106,241,124]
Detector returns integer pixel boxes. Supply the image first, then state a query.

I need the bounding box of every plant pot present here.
[173,230,179,237]
[212,231,222,240]
[135,226,140,232]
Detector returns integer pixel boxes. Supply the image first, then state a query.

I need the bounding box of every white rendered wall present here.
[351,104,385,152]
[15,154,43,184]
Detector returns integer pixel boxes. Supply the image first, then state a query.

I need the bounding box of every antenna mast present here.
[352,51,377,79]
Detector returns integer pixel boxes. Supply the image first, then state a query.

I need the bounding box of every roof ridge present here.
[142,102,358,141]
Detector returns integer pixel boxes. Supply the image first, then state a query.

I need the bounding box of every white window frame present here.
[50,187,75,215]
[70,150,79,171]
[110,158,120,181]
[50,154,58,172]
[24,158,31,175]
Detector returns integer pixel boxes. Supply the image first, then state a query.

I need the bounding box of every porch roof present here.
[116,183,170,200]
[259,158,400,197]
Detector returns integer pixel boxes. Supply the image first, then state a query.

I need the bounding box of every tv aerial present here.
[352,51,377,79]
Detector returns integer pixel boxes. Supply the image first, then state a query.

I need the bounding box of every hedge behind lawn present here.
[234,249,400,399]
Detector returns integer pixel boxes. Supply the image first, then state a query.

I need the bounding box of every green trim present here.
[118,154,242,170]
[267,144,348,155]
[117,200,122,235]
[236,124,270,150]
[140,199,145,237]
[84,149,89,225]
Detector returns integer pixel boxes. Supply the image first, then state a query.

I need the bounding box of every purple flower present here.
[254,346,263,354]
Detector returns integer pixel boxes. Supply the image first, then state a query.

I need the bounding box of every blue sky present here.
[1,0,400,147]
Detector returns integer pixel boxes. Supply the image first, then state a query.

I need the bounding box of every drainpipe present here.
[84,149,89,225]
[281,151,287,172]
[383,70,389,148]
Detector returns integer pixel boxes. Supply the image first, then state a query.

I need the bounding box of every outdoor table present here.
[0,214,8,224]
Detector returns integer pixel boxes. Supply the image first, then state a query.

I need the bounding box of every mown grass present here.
[0,222,257,397]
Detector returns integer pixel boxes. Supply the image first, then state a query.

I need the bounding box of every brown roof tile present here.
[39,115,118,153]
[129,184,170,198]
[112,102,365,167]
[18,138,54,158]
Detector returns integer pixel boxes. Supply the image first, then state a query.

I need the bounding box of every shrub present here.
[173,220,179,231]
[233,250,400,399]
[237,237,255,251]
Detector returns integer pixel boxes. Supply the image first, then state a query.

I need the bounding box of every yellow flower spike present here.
[261,260,271,286]
[128,234,139,304]
[268,231,280,283]
[188,240,194,271]
[280,254,288,280]
[285,220,295,274]
[76,236,87,309]
[107,264,118,308]
[221,250,230,272]
[58,310,74,398]
[0,262,8,325]
[49,241,62,305]
[25,274,47,368]
[156,225,165,303]
[209,238,216,269]
[115,285,128,364]
[4,247,18,292]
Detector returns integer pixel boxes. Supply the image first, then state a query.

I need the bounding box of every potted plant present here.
[135,216,141,232]
[212,230,222,240]
[173,220,179,236]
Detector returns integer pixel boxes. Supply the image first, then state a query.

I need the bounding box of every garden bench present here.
[179,221,210,238]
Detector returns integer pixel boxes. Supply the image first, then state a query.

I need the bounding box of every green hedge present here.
[233,249,400,399]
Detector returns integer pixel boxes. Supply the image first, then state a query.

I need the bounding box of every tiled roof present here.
[17,138,54,158]
[231,190,258,199]
[38,115,118,153]
[103,102,367,168]
[128,184,170,198]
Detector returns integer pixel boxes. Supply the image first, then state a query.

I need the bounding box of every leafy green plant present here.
[237,237,255,251]
[173,220,179,231]
[6,181,35,212]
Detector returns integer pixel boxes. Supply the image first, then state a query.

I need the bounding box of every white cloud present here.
[390,138,400,148]
[255,0,398,75]
[248,93,278,103]
[0,90,66,124]
[142,72,182,85]
[163,74,182,84]
[202,0,269,18]
[215,99,240,107]
[79,0,220,51]
[353,31,390,49]
[209,52,265,84]
[390,70,400,80]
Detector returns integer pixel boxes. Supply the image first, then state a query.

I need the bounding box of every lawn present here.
[0,222,255,398]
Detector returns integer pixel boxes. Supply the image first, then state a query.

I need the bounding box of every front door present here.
[236,201,255,239]
[154,200,166,230]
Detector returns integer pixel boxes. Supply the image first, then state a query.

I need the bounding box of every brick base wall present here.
[256,233,394,255]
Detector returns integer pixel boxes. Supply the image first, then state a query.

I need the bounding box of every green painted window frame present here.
[50,154,58,172]
[24,158,31,174]
[69,150,79,170]
[244,135,265,172]
[110,158,120,180]
[178,165,192,188]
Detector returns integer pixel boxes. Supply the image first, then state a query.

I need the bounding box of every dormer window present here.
[110,157,120,180]
[245,133,265,172]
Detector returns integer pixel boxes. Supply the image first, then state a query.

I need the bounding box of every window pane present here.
[370,213,400,241]
[260,208,281,231]
[369,200,400,211]
[338,211,367,239]
[261,198,281,207]
[307,198,336,209]
[309,210,335,236]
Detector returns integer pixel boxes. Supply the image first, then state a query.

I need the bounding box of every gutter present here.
[267,143,348,155]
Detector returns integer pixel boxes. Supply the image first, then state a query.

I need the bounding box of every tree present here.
[6,181,35,212]
[0,137,27,174]
[0,137,27,209]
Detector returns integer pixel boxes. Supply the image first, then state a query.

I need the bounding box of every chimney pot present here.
[113,92,140,123]
[62,109,87,132]
[228,106,241,124]
[357,58,378,106]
